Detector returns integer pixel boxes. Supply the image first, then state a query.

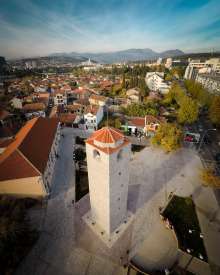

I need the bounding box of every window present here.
[117,149,123,161]
[93,149,100,159]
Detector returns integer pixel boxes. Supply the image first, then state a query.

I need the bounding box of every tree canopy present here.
[121,102,159,117]
[209,96,220,126]
[201,167,220,188]
[177,96,199,124]
[163,82,185,106]
[151,123,183,152]
[184,79,210,107]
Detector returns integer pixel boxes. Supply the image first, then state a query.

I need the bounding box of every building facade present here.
[85,127,131,235]
[196,74,220,95]
[53,91,67,106]
[84,105,104,130]
[145,72,170,94]
[0,117,60,197]
[184,58,220,80]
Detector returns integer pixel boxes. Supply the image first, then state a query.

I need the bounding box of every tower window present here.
[117,149,123,161]
[93,149,100,159]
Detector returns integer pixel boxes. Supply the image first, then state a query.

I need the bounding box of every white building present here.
[184,58,220,80]
[11,97,23,109]
[89,94,108,107]
[165,58,172,69]
[157,57,162,65]
[196,74,220,95]
[84,105,104,131]
[25,60,37,69]
[145,72,170,94]
[53,91,67,106]
[81,58,103,71]
[84,127,132,239]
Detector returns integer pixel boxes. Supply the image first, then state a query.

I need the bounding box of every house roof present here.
[85,105,99,115]
[75,99,90,106]
[89,94,107,102]
[128,115,166,128]
[23,103,46,111]
[0,109,11,120]
[0,138,14,148]
[66,104,81,111]
[59,113,76,124]
[126,88,140,96]
[0,117,59,181]
[144,115,166,124]
[73,88,89,95]
[86,127,130,155]
[0,150,40,181]
[129,117,145,127]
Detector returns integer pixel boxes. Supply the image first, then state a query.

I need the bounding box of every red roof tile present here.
[86,127,130,154]
[0,117,59,181]
[0,150,40,181]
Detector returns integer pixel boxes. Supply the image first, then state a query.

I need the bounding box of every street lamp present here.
[198,128,216,152]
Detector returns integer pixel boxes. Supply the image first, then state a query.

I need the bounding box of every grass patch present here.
[162,195,207,261]
[0,197,40,275]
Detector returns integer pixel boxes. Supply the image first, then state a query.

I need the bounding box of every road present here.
[184,114,220,204]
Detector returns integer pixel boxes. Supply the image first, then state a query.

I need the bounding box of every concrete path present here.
[130,147,220,274]
[16,131,220,275]
[16,127,127,275]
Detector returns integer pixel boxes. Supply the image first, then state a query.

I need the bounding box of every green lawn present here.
[0,197,39,274]
[162,195,207,261]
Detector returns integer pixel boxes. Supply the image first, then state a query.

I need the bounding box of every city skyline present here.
[0,0,220,59]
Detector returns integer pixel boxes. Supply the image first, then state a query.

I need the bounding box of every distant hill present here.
[49,48,185,63]
[159,49,184,58]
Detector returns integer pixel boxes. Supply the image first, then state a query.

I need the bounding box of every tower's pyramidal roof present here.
[86,127,130,154]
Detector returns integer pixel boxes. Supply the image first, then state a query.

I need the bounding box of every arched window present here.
[93,149,100,159]
[117,149,123,161]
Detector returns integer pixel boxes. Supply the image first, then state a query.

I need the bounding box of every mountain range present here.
[49,48,184,63]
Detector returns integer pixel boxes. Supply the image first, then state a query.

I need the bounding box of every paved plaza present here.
[16,128,220,275]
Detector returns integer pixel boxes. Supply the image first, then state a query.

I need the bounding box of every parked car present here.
[184,135,194,142]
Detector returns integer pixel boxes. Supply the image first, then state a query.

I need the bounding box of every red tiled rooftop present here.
[0,109,11,120]
[130,118,145,127]
[59,113,76,124]
[86,127,130,154]
[0,117,59,181]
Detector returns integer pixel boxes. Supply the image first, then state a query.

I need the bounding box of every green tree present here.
[114,118,122,129]
[151,123,183,152]
[165,73,173,81]
[122,102,159,117]
[121,73,126,89]
[184,79,210,107]
[201,167,220,188]
[209,96,220,125]
[163,82,185,106]
[177,97,199,124]
[138,77,149,97]
[170,67,185,79]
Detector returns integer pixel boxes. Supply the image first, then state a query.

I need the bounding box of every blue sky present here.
[0,0,220,58]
